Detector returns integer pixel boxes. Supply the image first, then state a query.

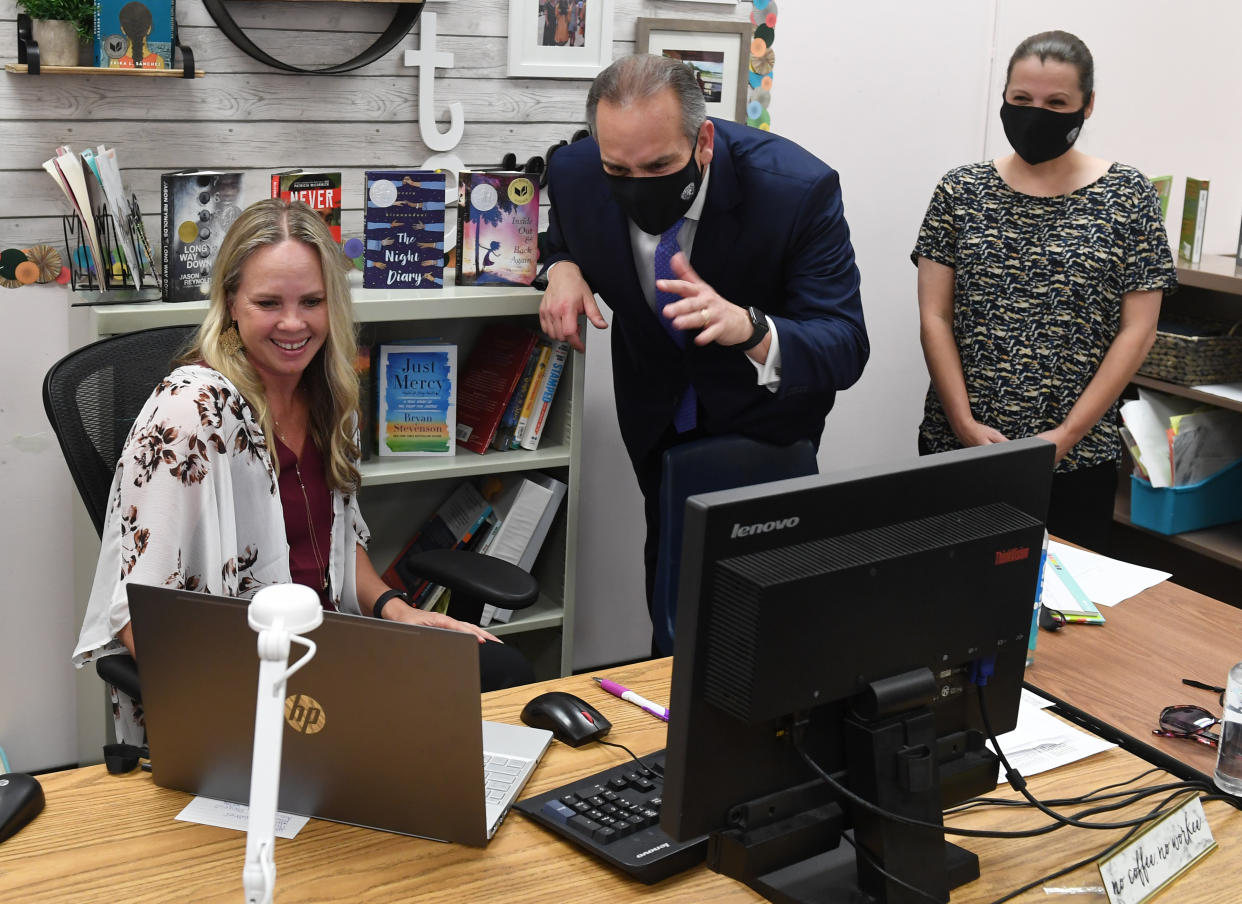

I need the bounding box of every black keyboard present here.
[513,748,708,884]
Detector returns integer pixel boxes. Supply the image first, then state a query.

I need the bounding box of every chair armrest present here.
[96,653,142,704]
[402,549,539,612]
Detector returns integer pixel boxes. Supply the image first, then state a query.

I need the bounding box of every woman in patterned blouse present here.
[76,200,529,741]
[912,30,1177,553]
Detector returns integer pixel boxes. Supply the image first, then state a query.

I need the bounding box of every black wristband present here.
[373,588,407,620]
[736,306,770,351]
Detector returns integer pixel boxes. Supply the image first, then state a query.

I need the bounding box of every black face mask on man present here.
[999,100,1086,166]
[604,150,703,236]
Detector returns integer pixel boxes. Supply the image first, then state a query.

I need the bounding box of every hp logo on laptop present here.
[284,694,326,734]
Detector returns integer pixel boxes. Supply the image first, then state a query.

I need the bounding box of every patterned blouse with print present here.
[911,161,1177,472]
[74,365,370,742]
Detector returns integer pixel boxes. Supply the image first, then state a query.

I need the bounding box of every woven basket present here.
[1138,319,1242,386]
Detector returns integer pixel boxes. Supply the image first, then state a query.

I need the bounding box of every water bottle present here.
[1214,661,1242,796]
[1026,530,1050,669]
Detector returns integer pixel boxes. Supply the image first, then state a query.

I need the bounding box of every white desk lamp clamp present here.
[242,584,323,904]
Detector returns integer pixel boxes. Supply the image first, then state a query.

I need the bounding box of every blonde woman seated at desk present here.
[74,199,531,744]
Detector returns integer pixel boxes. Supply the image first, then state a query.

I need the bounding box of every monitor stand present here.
[708,682,995,903]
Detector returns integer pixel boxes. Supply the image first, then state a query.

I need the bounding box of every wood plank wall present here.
[0,0,753,254]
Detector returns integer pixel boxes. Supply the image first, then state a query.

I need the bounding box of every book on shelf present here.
[1178,177,1209,264]
[161,169,244,303]
[1149,174,1172,220]
[512,342,552,451]
[271,170,343,243]
[363,170,447,289]
[382,482,493,603]
[477,472,568,625]
[95,0,174,69]
[455,323,540,454]
[377,341,457,456]
[354,343,375,460]
[519,339,570,451]
[491,344,543,452]
[454,172,541,287]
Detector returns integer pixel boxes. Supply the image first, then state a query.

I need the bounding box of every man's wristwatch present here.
[736,306,770,351]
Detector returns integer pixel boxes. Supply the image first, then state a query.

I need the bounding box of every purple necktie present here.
[654,219,696,433]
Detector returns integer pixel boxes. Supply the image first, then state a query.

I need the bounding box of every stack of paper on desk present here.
[1044,541,1169,609]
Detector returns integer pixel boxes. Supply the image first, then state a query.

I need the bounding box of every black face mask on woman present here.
[604,150,703,236]
[1000,100,1086,166]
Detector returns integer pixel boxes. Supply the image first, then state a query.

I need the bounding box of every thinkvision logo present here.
[730,516,800,539]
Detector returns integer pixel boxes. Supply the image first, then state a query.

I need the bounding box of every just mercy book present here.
[454,172,540,287]
[377,342,457,456]
[271,171,343,243]
[160,169,244,303]
[364,170,446,289]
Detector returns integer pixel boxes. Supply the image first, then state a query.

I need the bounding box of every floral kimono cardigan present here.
[73,365,369,741]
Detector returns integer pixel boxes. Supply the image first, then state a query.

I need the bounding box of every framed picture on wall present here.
[635,18,751,123]
[508,0,615,78]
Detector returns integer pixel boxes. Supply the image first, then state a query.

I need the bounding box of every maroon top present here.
[274,434,335,611]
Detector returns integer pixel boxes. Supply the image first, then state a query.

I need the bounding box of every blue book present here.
[95,0,175,69]
[364,170,447,289]
[377,341,457,456]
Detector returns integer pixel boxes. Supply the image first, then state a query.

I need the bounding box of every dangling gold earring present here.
[220,323,244,356]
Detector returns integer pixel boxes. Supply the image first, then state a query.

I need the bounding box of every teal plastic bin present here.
[1130,456,1242,534]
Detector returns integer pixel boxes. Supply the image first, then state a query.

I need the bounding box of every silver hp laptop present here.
[127,585,551,846]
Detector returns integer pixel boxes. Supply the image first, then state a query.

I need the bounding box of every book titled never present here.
[377,342,456,456]
[160,169,244,303]
[271,171,343,243]
[455,172,541,287]
[364,170,447,289]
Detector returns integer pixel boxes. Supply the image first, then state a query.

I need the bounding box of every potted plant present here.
[18,0,94,67]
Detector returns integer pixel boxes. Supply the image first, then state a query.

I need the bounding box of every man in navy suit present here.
[540,54,868,628]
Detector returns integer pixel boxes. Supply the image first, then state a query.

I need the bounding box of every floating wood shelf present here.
[5,63,204,77]
[12,13,199,78]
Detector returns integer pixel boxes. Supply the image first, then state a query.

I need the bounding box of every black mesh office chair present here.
[43,325,198,703]
[44,326,538,711]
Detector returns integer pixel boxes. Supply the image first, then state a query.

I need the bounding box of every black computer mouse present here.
[520,691,612,747]
[0,772,45,844]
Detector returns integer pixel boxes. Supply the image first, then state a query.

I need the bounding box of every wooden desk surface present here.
[2,659,1238,903]
[1026,576,1242,780]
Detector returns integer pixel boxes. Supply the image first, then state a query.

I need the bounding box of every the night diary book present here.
[454,172,540,287]
[364,170,447,289]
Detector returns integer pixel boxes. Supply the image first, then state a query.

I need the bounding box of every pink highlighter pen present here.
[594,677,670,722]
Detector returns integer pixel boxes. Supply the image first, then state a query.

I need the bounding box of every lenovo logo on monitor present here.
[730,516,800,539]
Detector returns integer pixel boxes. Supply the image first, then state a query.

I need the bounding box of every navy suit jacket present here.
[544,118,868,467]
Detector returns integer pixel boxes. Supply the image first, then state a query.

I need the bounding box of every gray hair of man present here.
[586,54,708,146]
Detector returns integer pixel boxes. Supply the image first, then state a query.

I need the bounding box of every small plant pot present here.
[31,18,80,67]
